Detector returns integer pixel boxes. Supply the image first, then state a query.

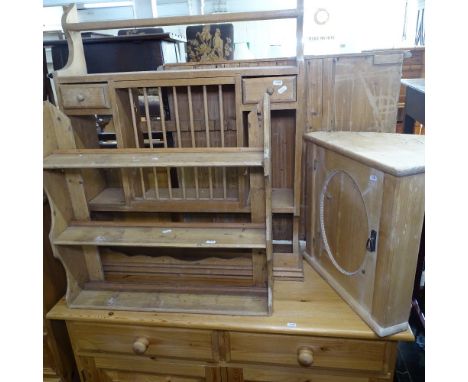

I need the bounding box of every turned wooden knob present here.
[76,94,85,102]
[297,347,314,366]
[132,337,149,355]
[266,87,274,95]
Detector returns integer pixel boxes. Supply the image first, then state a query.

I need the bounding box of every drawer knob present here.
[132,337,149,355]
[297,347,314,367]
[76,94,85,102]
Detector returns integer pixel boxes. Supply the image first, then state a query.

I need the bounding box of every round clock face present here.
[314,8,330,25]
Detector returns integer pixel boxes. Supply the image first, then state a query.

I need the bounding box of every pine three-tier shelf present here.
[44,1,307,316]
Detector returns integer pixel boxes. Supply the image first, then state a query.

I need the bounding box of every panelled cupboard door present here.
[311,146,384,313]
[240,366,371,382]
[98,369,204,382]
[76,355,219,382]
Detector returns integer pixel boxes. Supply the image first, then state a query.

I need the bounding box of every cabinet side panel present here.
[372,173,425,327]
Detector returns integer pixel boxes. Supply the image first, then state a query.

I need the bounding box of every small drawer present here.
[60,84,110,109]
[68,322,214,361]
[242,76,296,104]
[228,332,388,372]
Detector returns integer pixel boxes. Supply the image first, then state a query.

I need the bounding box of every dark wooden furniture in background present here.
[396,47,425,133]
[44,32,186,73]
[44,48,55,104]
[401,78,425,134]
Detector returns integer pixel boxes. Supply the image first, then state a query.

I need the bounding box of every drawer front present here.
[68,322,214,361]
[242,76,296,104]
[60,84,110,109]
[228,332,387,372]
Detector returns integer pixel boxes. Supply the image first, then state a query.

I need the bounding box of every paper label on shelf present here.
[161,229,172,234]
[205,240,217,244]
[287,322,297,327]
[273,79,283,86]
[277,85,288,94]
[107,297,116,306]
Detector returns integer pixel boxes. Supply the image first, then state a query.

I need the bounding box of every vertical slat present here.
[219,84,227,199]
[128,88,146,199]
[167,166,173,199]
[203,85,213,199]
[157,87,168,148]
[143,88,154,148]
[248,107,265,222]
[235,75,246,203]
[158,87,172,200]
[293,60,307,215]
[172,86,186,198]
[296,0,304,62]
[65,171,105,281]
[252,249,267,287]
[110,83,142,203]
[172,86,183,145]
[218,85,225,146]
[143,87,159,199]
[188,85,200,199]
[263,93,273,314]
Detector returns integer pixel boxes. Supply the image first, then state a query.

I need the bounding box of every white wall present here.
[44,0,420,59]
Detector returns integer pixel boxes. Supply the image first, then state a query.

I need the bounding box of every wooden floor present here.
[48,260,413,341]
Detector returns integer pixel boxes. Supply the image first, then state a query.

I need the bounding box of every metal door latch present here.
[366,230,377,252]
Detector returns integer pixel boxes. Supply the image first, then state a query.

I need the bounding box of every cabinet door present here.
[77,355,220,382]
[234,366,370,382]
[310,146,384,314]
[99,369,203,382]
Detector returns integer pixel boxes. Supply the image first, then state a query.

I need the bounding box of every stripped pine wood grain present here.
[48,262,413,341]
[44,149,264,168]
[54,225,267,249]
[304,132,425,337]
[89,188,249,213]
[187,85,200,198]
[128,88,146,197]
[110,84,143,203]
[64,9,300,32]
[44,102,104,282]
[56,66,299,85]
[203,85,214,199]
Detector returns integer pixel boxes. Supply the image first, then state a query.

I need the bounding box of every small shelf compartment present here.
[272,188,294,213]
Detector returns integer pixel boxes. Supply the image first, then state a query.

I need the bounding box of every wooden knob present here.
[132,337,149,355]
[266,87,274,95]
[76,94,85,102]
[297,347,314,367]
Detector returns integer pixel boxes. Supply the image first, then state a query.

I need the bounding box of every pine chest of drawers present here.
[48,263,412,382]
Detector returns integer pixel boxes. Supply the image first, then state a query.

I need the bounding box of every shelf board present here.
[272,188,294,213]
[71,289,268,315]
[44,148,264,169]
[90,188,291,213]
[89,187,250,213]
[54,223,266,249]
